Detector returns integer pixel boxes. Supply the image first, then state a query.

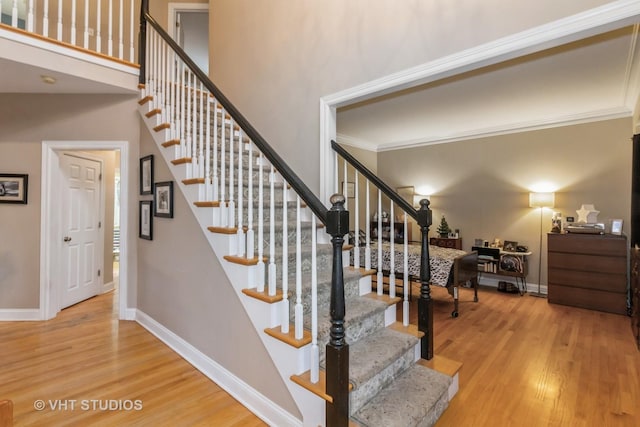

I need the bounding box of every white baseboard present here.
[0,309,41,321]
[135,309,302,427]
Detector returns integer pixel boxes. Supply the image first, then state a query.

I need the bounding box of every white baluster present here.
[334,152,339,194]
[108,0,113,56]
[71,0,76,45]
[246,142,255,259]
[11,0,17,28]
[236,129,245,256]
[377,189,383,295]
[343,159,348,210]
[268,165,276,296]
[354,170,360,269]
[228,119,235,229]
[96,0,101,52]
[199,82,205,180]
[129,0,134,61]
[365,180,371,270]
[403,215,410,326]
[191,74,197,180]
[118,0,123,59]
[185,71,192,177]
[27,0,34,31]
[281,179,289,334]
[83,0,89,48]
[310,214,319,383]
[57,0,62,41]
[205,95,212,201]
[179,62,186,159]
[256,152,265,292]
[212,99,219,203]
[294,196,303,339]
[42,0,48,36]
[220,107,227,227]
[389,202,396,298]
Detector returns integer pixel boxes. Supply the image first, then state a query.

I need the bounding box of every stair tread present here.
[351,363,451,427]
[347,328,419,389]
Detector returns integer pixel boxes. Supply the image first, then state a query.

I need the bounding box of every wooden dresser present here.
[547,233,627,315]
[631,248,640,349]
[430,237,462,250]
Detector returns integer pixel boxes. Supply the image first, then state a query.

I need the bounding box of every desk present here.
[472,246,531,295]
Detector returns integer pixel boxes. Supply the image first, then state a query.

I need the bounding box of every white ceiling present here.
[337,25,640,152]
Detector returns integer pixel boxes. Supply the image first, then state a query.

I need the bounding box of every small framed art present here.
[503,241,518,252]
[139,200,153,240]
[154,181,174,218]
[0,173,28,204]
[611,219,623,235]
[140,155,154,195]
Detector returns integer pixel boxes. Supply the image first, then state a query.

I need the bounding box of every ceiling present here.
[337,24,640,152]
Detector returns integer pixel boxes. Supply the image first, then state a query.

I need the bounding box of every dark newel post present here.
[632,134,640,248]
[417,199,433,360]
[325,194,349,427]
[138,0,149,85]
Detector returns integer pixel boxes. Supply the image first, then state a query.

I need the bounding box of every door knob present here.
[63,236,72,242]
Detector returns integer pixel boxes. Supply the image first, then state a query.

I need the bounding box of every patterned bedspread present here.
[351,242,468,287]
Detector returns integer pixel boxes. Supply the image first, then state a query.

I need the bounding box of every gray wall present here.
[137,126,299,416]
[209,0,614,194]
[376,118,633,287]
[0,94,139,309]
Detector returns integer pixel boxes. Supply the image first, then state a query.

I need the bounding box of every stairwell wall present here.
[136,125,300,418]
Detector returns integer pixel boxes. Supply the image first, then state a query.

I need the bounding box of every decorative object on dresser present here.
[547,233,627,315]
[576,203,600,223]
[529,191,555,297]
[430,237,462,250]
[631,248,640,349]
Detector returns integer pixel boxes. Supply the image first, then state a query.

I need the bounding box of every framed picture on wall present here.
[0,173,28,204]
[139,200,153,240]
[342,181,355,198]
[503,240,518,252]
[154,181,174,218]
[140,155,154,195]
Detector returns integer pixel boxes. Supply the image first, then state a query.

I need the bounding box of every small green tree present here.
[437,215,451,237]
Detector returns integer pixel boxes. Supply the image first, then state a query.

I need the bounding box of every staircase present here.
[138,91,458,427]
[136,6,459,426]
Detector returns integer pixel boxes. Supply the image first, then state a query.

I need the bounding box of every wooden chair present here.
[0,400,13,427]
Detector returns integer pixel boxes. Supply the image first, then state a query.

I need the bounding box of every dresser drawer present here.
[548,233,626,256]
[548,267,626,293]
[548,252,626,275]
[548,285,627,315]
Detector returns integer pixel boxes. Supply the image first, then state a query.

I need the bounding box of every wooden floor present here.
[400,284,640,427]
[0,291,265,426]
[1,284,639,426]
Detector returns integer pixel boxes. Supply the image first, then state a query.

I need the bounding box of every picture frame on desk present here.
[503,240,518,252]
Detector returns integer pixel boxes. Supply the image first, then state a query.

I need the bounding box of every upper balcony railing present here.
[0,0,138,64]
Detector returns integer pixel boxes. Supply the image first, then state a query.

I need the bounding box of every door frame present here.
[168,2,209,41]
[40,140,131,320]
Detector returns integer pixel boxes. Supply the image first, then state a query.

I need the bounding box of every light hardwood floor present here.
[0,291,265,426]
[1,284,638,426]
[403,284,640,427]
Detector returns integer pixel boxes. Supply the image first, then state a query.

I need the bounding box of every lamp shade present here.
[529,192,555,208]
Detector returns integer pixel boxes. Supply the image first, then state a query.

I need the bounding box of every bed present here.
[351,241,479,317]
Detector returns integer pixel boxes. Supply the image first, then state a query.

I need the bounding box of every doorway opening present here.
[169,3,209,74]
[40,141,131,321]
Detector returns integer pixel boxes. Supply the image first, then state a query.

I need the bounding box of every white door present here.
[60,153,103,309]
